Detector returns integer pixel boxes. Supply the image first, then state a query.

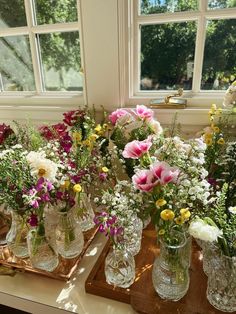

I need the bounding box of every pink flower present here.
[132,169,158,192]
[135,105,154,120]
[108,109,130,125]
[150,161,180,185]
[122,138,152,159]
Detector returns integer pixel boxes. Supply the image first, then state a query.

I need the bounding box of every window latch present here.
[149,88,187,109]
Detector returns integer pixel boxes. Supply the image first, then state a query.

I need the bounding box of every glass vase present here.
[0,204,11,245]
[44,204,59,251]
[124,216,143,256]
[74,192,95,232]
[152,232,191,301]
[105,246,135,288]
[55,209,84,259]
[6,210,29,258]
[27,229,59,272]
[206,246,236,312]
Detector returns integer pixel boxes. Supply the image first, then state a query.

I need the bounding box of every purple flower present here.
[40,193,50,202]
[28,214,38,227]
[30,200,39,208]
[36,177,45,191]
[99,172,107,181]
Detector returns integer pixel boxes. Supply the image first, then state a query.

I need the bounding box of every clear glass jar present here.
[206,246,236,312]
[27,229,59,272]
[0,204,11,245]
[6,210,29,258]
[44,204,59,251]
[105,246,135,288]
[74,192,95,232]
[152,232,191,301]
[124,216,143,256]
[55,209,84,259]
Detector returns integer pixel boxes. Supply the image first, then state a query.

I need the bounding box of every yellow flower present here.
[160,209,175,221]
[204,132,213,140]
[90,133,99,141]
[102,166,109,173]
[208,109,214,115]
[205,138,213,146]
[230,75,235,82]
[158,229,165,235]
[155,199,167,207]
[61,180,70,189]
[213,126,220,133]
[73,131,82,142]
[211,104,217,111]
[73,184,82,193]
[232,80,236,86]
[94,124,102,132]
[217,138,225,145]
[215,108,222,115]
[175,216,185,225]
[180,208,191,220]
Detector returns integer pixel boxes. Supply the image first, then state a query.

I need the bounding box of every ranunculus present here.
[189,219,223,242]
[150,161,179,185]
[147,119,163,135]
[108,109,131,125]
[135,105,154,120]
[132,169,158,192]
[122,138,152,159]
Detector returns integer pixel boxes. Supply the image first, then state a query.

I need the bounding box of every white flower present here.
[189,219,222,242]
[147,119,163,135]
[228,206,236,214]
[26,151,58,182]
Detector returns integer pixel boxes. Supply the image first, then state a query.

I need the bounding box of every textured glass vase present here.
[55,210,84,259]
[27,229,59,272]
[44,204,59,251]
[152,232,191,301]
[6,210,29,258]
[0,204,11,245]
[105,246,135,288]
[74,193,95,232]
[124,216,143,256]
[206,246,236,312]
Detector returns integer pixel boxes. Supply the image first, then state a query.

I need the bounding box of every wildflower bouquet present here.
[108,105,163,178]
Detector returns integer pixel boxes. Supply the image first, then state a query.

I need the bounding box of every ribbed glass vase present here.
[206,246,236,312]
[124,216,143,256]
[105,246,135,288]
[6,210,29,258]
[55,209,84,259]
[152,232,191,301]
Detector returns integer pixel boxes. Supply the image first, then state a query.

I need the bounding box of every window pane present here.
[0,36,35,91]
[208,0,236,9]
[140,22,197,91]
[201,19,236,90]
[140,0,198,15]
[39,32,83,91]
[34,0,77,25]
[0,0,26,28]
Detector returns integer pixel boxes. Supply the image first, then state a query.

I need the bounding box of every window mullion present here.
[192,0,207,93]
[31,22,80,34]
[0,27,28,37]
[24,0,43,94]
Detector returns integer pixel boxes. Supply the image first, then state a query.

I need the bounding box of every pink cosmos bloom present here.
[108,109,130,125]
[135,105,154,120]
[122,138,152,159]
[150,161,180,185]
[132,169,158,192]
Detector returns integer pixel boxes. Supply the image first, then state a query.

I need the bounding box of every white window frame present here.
[123,0,236,108]
[0,0,86,107]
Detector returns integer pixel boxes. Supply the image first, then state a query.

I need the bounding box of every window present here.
[130,0,236,100]
[0,0,83,97]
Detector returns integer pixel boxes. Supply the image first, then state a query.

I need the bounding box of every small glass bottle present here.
[105,245,135,288]
[27,228,59,272]
[6,209,29,258]
[74,192,95,232]
[152,231,191,301]
[55,209,84,259]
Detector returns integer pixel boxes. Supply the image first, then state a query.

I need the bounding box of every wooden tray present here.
[85,225,225,314]
[0,226,98,281]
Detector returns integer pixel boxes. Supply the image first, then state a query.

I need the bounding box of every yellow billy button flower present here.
[94,124,102,133]
[211,104,217,111]
[204,132,213,140]
[102,166,109,173]
[158,229,165,235]
[213,126,220,133]
[73,184,82,193]
[175,216,185,225]
[90,133,99,141]
[156,199,167,207]
[73,131,82,142]
[217,138,225,145]
[180,208,191,221]
[205,138,213,146]
[160,209,175,221]
[61,180,70,189]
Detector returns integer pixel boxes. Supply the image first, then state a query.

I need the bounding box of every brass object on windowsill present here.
[149,88,187,109]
